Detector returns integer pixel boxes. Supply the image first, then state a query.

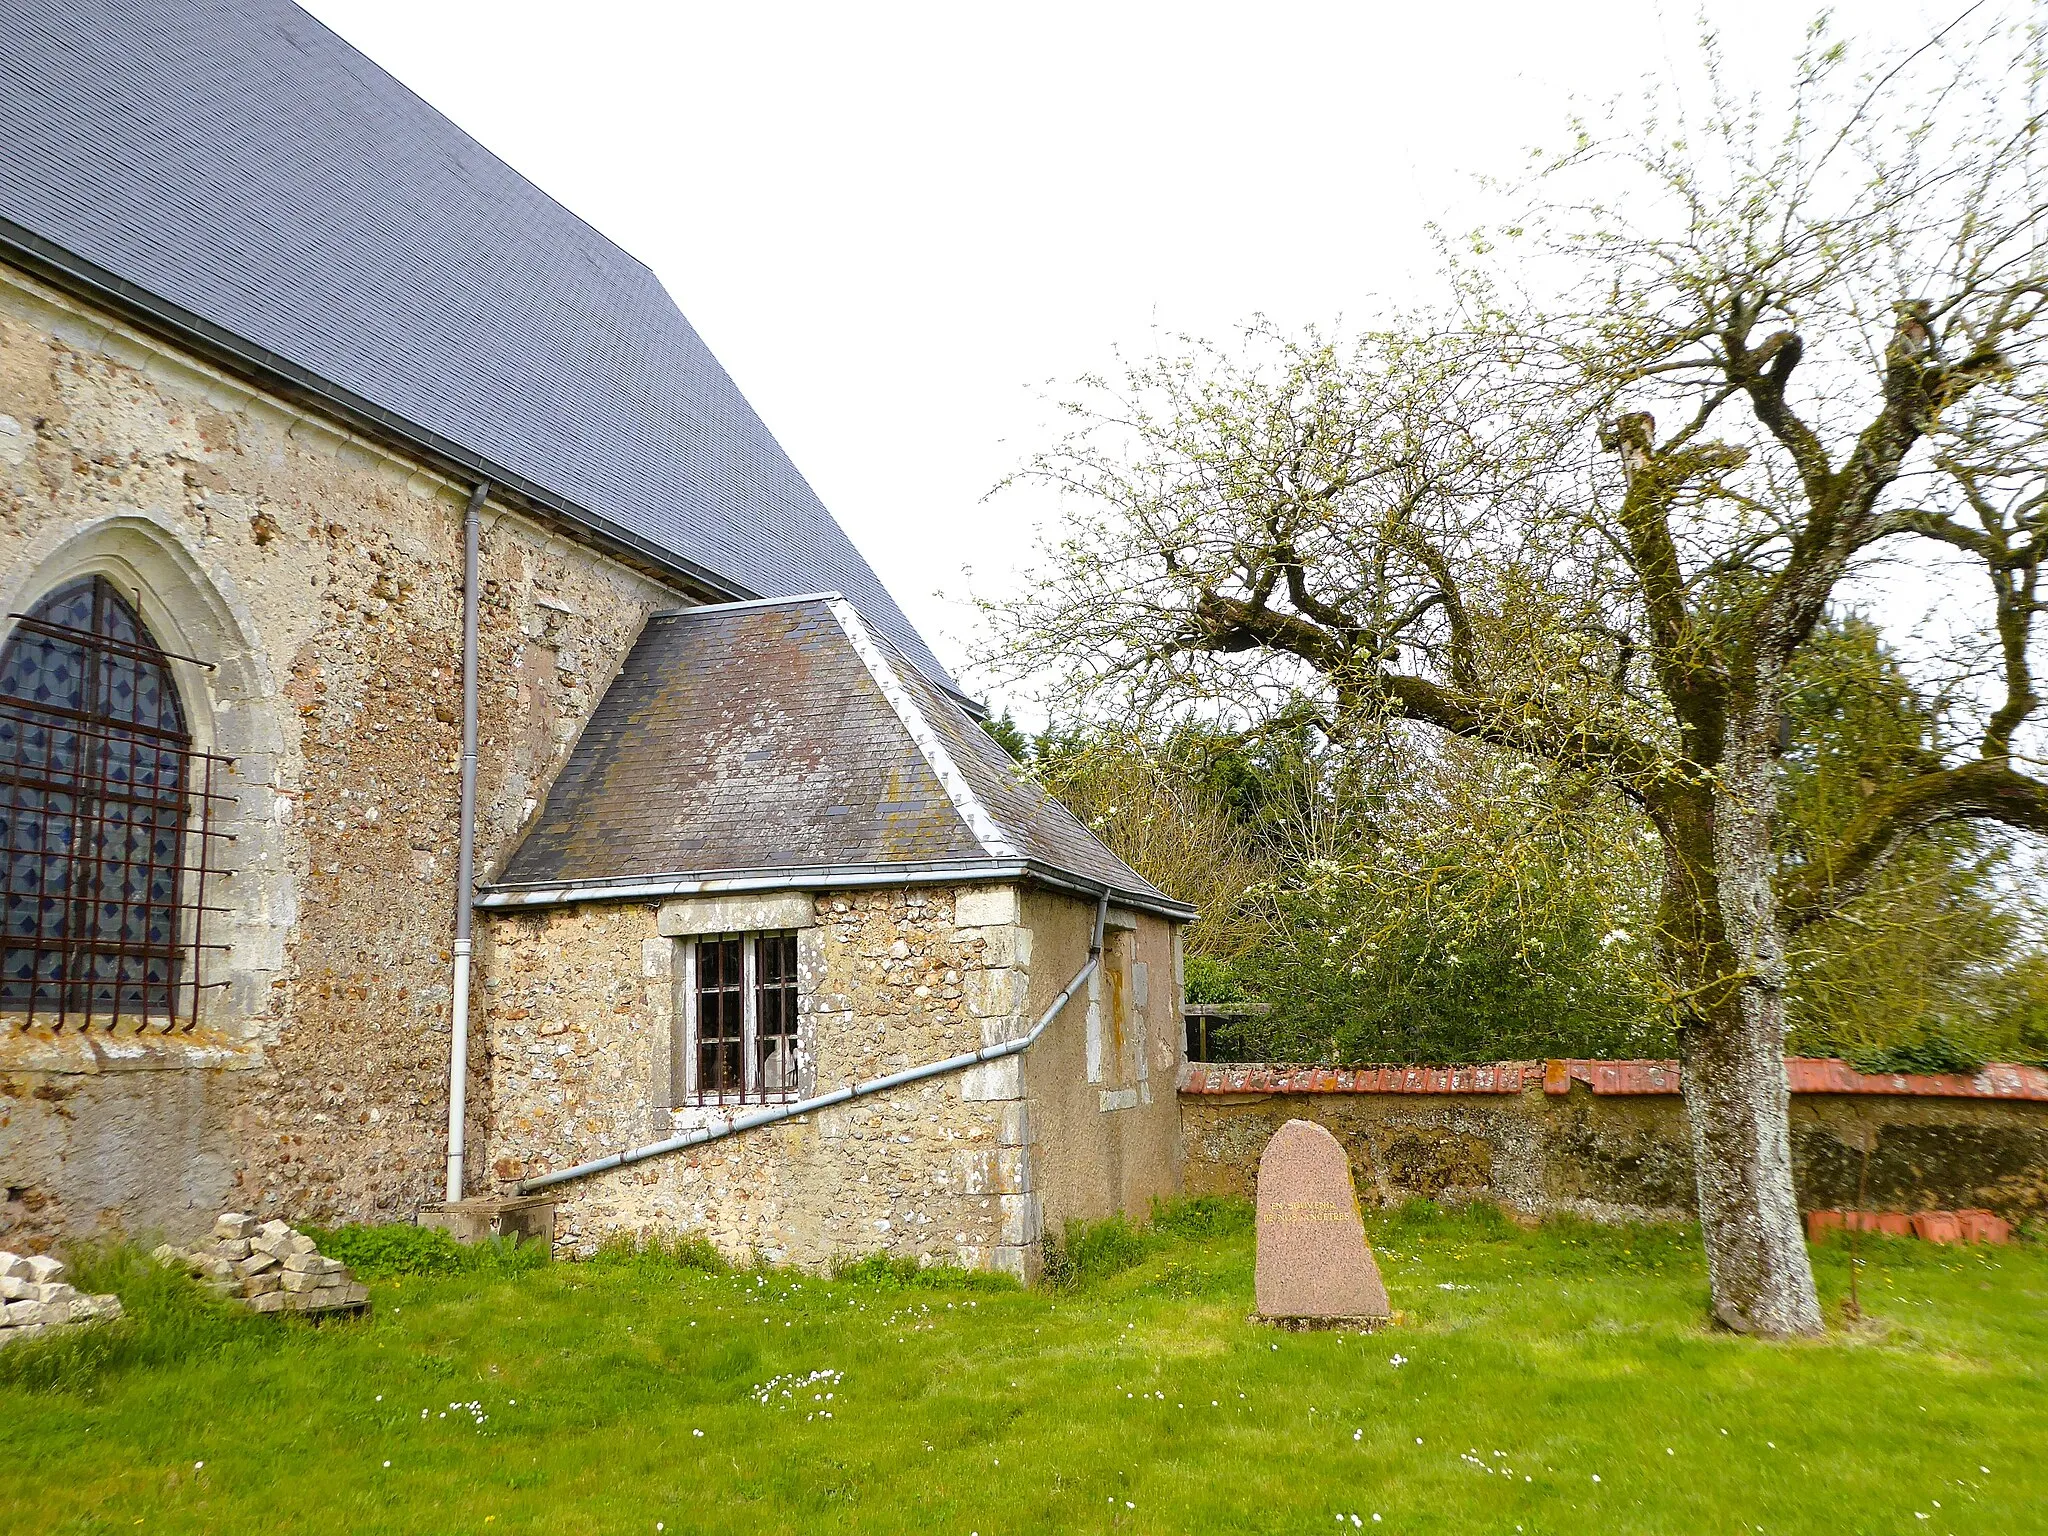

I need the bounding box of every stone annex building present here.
[0,0,1190,1278]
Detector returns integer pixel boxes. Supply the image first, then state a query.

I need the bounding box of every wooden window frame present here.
[678,930,802,1106]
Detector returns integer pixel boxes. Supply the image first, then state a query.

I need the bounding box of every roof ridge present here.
[826,598,1021,861]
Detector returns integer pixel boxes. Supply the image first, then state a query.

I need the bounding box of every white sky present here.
[301,0,1961,710]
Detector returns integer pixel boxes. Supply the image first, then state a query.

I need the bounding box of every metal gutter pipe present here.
[473,859,1194,924]
[518,890,1110,1195]
[445,482,490,1203]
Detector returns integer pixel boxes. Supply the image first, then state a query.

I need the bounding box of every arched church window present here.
[0,576,214,1027]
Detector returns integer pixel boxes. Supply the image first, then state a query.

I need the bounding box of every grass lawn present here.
[1,1202,2040,1535]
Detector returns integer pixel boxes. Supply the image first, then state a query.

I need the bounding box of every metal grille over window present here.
[755,932,798,1093]
[0,577,229,1030]
[685,930,801,1104]
[694,936,745,1096]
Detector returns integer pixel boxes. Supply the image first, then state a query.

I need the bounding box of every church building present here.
[0,0,1187,1277]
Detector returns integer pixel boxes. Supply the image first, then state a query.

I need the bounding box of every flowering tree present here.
[988,20,2048,1335]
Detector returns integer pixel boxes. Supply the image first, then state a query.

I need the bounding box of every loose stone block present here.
[1254,1118,1390,1328]
[242,1272,282,1297]
[248,1291,287,1313]
[240,1249,279,1275]
[3,1299,40,1325]
[282,1251,343,1274]
[25,1255,64,1285]
[213,1212,255,1242]
[280,1270,328,1293]
[215,1238,253,1261]
[0,1253,27,1281]
[0,1276,29,1301]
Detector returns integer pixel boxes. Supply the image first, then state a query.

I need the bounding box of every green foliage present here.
[979,708,1031,762]
[1048,1214,1153,1289]
[1181,951,1244,1006]
[1846,1028,1991,1076]
[1780,619,2048,1068]
[0,1241,258,1394]
[1148,1194,1254,1241]
[1043,1199,1255,1290]
[1228,740,1668,1064]
[308,1223,545,1280]
[839,1254,1018,1291]
[585,1230,728,1276]
[829,1253,1019,1292]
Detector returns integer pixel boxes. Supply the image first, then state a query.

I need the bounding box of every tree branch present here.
[1780,758,2048,928]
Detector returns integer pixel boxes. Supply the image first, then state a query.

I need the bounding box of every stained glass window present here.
[0,576,192,1022]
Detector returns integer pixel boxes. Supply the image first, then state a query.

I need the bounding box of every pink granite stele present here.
[1254,1118,1391,1328]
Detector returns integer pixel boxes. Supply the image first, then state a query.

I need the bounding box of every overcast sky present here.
[300,0,1960,707]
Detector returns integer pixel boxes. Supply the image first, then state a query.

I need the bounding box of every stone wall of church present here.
[0,262,677,1249]
[477,885,1082,1276]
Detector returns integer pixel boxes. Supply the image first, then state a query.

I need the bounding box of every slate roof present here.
[0,0,956,692]
[481,597,1190,919]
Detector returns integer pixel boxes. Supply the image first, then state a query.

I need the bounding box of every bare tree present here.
[985,16,2048,1336]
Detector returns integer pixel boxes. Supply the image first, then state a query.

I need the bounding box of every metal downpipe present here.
[518,889,1111,1195]
[445,482,490,1203]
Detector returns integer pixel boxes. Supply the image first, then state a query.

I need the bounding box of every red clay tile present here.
[1806,1210,1845,1240]
[1956,1209,2012,1245]
[1910,1211,1962,1244]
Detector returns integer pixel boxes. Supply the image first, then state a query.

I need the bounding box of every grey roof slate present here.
[0,0,957,691]
[487,597,1188,917]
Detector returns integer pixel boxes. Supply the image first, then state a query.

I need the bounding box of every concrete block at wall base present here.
[998,1192,1043,1247]
[962,1058,1022,1101]
[417,1195,557,1252]
[954,886,1019,928]
[659,893,815,937]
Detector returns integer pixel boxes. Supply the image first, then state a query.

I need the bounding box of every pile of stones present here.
[153,1212,369,1316]
[0,1250,124,1346]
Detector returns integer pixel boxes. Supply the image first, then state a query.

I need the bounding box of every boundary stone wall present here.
[1180,1059,2048,1225]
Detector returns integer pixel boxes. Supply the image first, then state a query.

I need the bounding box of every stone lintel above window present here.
[657,892,815,938]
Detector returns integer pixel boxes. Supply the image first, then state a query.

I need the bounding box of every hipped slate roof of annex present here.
[0,0,960,695]
[488,595,1189,918]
